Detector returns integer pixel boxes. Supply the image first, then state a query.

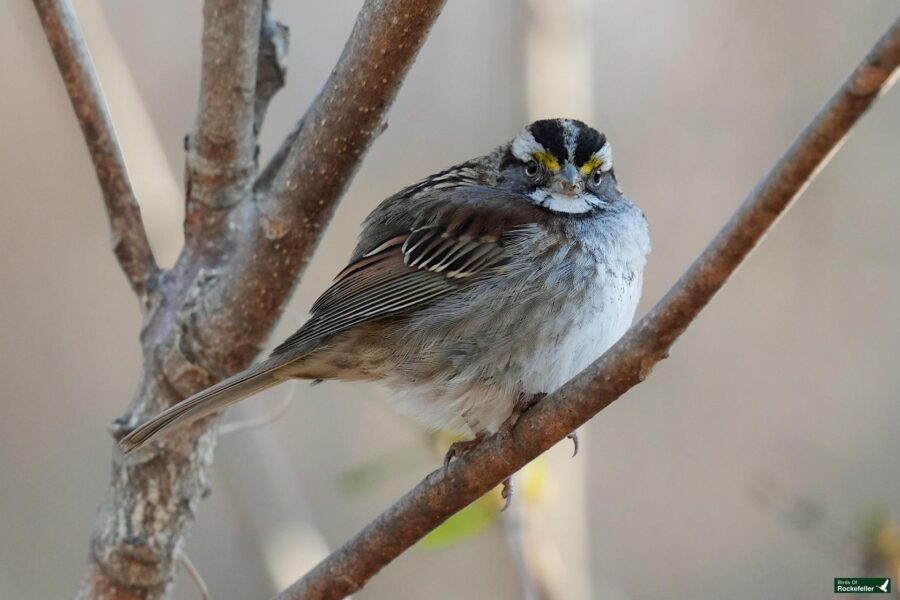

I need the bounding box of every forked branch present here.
[34,0,158,303]
[185,0,449,365]
[48,1,448,598]
[276,16,900,600]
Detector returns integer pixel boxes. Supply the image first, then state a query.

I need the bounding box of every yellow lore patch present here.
[531,151,560,173]
[579,154,603,176]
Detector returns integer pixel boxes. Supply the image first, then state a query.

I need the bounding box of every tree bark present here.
[34,0,447,598]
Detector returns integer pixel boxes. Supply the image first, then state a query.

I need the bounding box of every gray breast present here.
[397,201,647,381]
[379,200,648,433]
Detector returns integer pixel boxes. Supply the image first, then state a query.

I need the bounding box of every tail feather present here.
[120,362,284,453]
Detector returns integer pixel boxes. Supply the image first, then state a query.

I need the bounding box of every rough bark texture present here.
[33,0,447,598]
[185,0,262,236]
[274,16,900,600]
[34,0,158,304]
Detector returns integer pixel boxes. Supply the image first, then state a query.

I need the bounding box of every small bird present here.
[121,118,650,472]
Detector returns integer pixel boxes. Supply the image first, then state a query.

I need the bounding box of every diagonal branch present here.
[256,1,447,221]
[276,16,900,600]
[34,0,158,303]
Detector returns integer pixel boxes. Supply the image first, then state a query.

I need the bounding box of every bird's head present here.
[498,118,618,214]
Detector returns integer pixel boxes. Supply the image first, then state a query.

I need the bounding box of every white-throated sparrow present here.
[121,118,650,461]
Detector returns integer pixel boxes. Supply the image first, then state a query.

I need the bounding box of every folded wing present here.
[271,187,542,357]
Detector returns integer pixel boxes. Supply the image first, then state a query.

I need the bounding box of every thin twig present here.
[178,553,210,600]
[33,0,158,302]
[501,503,548,600]
[275,16,900,600]
[218,380,295,436]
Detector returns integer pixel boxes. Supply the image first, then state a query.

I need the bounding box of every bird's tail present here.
[119,360,285,453]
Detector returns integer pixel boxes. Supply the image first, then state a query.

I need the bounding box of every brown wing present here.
[270,189,543,357]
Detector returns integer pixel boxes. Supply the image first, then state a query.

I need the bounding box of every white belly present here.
[521,267,643,395]
[384,264,644,436]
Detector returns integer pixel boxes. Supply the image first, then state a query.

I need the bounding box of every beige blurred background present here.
[2,0,899,598]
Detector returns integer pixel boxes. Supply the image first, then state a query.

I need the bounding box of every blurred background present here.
[2,0,899,598]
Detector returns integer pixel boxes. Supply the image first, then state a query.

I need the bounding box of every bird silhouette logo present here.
[877,579,890,593]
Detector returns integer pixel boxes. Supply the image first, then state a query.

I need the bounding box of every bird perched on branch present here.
[121,118,650,491]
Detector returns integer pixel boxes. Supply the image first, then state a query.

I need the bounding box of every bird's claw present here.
[567,430,579,457]
[443,434,485,474]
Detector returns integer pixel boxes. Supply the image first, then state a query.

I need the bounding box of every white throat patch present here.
[528,190,602,214]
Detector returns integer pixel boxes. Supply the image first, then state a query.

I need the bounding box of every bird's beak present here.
[552,163,583,196]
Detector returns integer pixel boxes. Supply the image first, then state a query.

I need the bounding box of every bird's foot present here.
[443,433,487,474]
[498,392,546,437]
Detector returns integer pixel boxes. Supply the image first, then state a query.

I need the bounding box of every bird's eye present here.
[591,169,603,185]
[524,160,539,177]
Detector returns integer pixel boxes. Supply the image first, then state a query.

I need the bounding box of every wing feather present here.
[282,278,452,347]
[271,187,545,358]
